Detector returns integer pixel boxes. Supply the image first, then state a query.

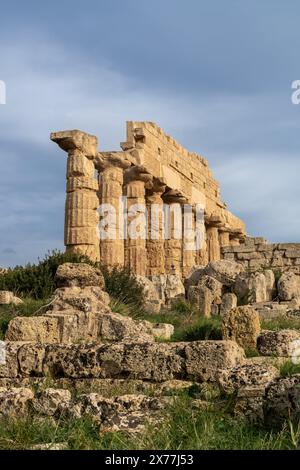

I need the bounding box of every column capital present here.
[95,152,131,171]
[124,165,153,187]
[162,189,188,205]
[50,129,98,159]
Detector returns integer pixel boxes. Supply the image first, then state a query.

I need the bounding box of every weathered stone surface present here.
[204,260,244,286]
[6,316,61,343]
[0,387,34,417]
[220,293,237,316]
[184,340,245,382]
[278,271,300,301]
[151,323,174,340]
[188,285,213,317]
[218,363,279,394]
[0,341,24,378]
[31,388,72,416]
[55,263,105,289]
[264,375,300,426]
[0,291,23,305]
[234,386,266,422]
[257,329,300,357]
[136,275,162,313]
[251,302,288,320]
[222,306,261,350]
[264,270,276,301]
[234,272,267,303]
[7,341,245,383]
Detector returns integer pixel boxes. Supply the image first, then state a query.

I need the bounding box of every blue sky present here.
[1,0,300,267]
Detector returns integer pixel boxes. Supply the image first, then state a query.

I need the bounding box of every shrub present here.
[0,251,145,311]
[173,316,223,342]
[100,265,145,311]
[0,250,93,300]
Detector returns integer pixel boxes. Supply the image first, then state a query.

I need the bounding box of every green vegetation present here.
[0,250,93,300]
[280,360,300,377]
[101,265,145,311]
[0,397,300,450]
[261,317,300,331]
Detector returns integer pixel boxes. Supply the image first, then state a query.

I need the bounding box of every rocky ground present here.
[1,260,300,449]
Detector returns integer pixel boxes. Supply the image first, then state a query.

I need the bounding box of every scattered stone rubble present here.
[3,260,300,433]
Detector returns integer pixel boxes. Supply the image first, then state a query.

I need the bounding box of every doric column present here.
[124,165,153,276]
[163,190,187,276]
[50,130,100,261]
[145,178,166,276]
[95,153,131,268]
[219,227,230,247]
[182,204,196,278]
[205,215,223,262]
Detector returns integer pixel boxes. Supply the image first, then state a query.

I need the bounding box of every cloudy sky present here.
[0,0,300,267]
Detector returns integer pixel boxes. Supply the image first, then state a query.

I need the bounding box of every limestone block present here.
[264,270,276,301]
[222,306,261,350]
[32,388,72,416]
[0,342,23,378]
[257,329,300,357]
[0,387,34,417]
[204,260,244,287]
[135,275,163,313]
[234,272,267,303]
[184,340,245,382]
[18,343,46,377]
[188,286,212,317]
[278,271,300,301]
[0,291,14,304]
[218,363,279,394]
[264,375,300,427]
[220,293,237,316]
[197,275,223,304]
[55,263,105,289]
[151,323,174,340]
[5,316,61,343]
[234,386,266,423]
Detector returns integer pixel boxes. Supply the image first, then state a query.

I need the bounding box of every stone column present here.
[182,205,196,278]
[50,130,100,261]
[145,178,166,276]
[124,165,153,276]
[163,190,187,276]
[96,153,131,268]
[206,224,221,262]
[219,228,230,247]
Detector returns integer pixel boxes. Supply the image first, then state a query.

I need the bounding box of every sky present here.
[1,0,300,267]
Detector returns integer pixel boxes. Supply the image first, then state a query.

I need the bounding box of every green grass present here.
[280,360,300,377]
[0,298,47,340]
[261,317,300,331]
[0,397,300,450]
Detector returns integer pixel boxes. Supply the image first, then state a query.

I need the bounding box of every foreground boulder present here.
[257,329,300,357]
[218,363,279,395]
[264,375,300,426]
[204,260,244,287]
[233,271,275,304]
[278,271,300,301]
[1,340,245,383]
[222,305,261,350]
[5,263,173,344]
[55,263,105,289]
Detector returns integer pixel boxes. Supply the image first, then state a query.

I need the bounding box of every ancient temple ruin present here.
[51,121,246,278]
